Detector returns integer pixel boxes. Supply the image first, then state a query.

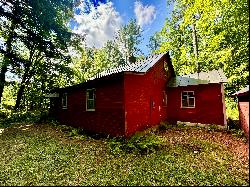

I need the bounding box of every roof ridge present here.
[182,68,222,77]
[88,53,166,81]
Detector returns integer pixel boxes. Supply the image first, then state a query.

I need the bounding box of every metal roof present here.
[168,69,228,87]
[88,53,166,81]
[232,85,249,96]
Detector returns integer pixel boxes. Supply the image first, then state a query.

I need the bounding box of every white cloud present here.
[134,1,156,27]
[74,2,123,48]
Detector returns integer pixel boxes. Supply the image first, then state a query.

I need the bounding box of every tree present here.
[17,57,74,110]
[103,40,125,67]
[147,32,162,54]
[155,0,249,95]
[0,0,80,109]
[71,19,142,83]
[71,41,125,84]
[115,19,143,63]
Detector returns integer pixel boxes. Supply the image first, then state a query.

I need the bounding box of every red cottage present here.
[48,52,227,137]
[167,69,227,125]
[232,86,249,140]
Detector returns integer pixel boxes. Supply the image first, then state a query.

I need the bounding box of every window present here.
[62,93,67,109]
[163,91,167,106]
[181,91,195,108]
[164,61,169,72]
[164,61,170,77]
[86,89,95,111]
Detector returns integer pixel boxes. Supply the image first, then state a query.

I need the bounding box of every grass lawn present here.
[0,122,249,186]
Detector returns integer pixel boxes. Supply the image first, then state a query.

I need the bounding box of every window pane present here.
[182,92,188,96]
[62,94,67,107]
[62,98,66,106]
[87,100,94,109]
[188,92,194,97]
[182,99,188,107]
[182,95,188,100]
[86,89,95,110]
[88,90,94,99]
[189,98,195,107]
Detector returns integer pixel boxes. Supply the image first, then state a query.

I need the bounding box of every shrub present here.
[0,108,12,119]
[227,117,240,130]
[55,124,87,139]
[230,128,246,139]
[158,121,175,131]
[108,131,164,155]
[108,137,124,155]
[0,110,42,128]
[206,124,224,132]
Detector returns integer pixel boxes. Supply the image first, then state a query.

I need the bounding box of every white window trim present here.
[86,88,96,111]
[181,91,195,108]
[62,93,67,109]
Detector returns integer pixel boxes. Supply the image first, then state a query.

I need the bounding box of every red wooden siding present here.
[52,74,125,137]
[124,56,173,136]
[166,83,226,125]
[49,52,228,137]
[238,96,249,140]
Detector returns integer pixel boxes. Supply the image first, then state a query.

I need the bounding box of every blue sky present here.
[72,0,173,55]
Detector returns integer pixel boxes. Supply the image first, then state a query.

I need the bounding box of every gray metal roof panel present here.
[138,53,165,72]
[181,69,227,83]
[168,76,209,87]
[232,85,249,96]
[168,69,227,87]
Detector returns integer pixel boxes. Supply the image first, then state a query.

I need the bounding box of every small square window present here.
[181,91,195,108]
[86,89,95,111]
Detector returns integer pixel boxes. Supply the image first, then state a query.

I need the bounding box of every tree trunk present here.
[191,23,198,57]
[0,0,19,105]
[14,59,33,110]
[14,83,25,110]
[14,64,33,111]
[0,22,15,105]
[191,23,199,73]
[0,65,8,104]
[14,47,43,110]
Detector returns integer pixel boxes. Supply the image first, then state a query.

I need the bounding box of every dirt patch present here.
[160,127,249,169]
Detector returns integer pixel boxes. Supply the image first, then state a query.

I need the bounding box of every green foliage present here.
[158,121,177,131]
[153,0,249,95]
[1,82,18,109]
[71,46,121,84]
[108,131,164,155]
[226,97,239,120]
[0,0,79,109]
[230,128,246,140]
[147,32,162,53]
[115,19,143,62]
[71,19,143,85]
[51,123,88,140]
[206,124,222,132]
[0,110,42,128]
[104,40,126,66]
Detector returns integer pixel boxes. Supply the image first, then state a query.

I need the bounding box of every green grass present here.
[0,122,249,186]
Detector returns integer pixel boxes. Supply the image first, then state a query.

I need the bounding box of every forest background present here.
[0,0,248,120]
